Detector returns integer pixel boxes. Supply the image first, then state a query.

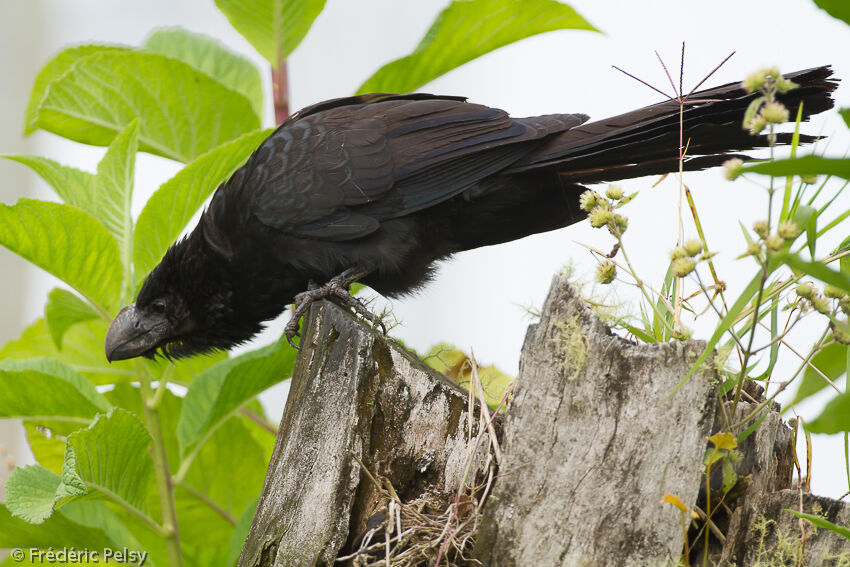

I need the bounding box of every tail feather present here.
[506,66,838,183]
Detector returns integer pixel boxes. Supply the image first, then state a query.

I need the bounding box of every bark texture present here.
[237,300,490,567]
[473,273,720,567]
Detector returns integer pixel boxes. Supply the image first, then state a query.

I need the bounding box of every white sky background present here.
[0,0,849,498]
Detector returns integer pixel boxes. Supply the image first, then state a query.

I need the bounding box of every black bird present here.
[105,66,837,361]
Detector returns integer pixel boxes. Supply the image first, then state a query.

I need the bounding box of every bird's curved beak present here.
[105,304,170,362]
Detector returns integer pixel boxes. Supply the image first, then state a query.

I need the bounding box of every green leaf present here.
[813,0,850,26]
[33,51,259,163]
[779,252,850,294]
[792,205,818,258]
[133,128,270,278]
[0,319,136,386]
[105,383,183,475]
[5,465,80,524]
[790,342,847,406]
[25,422,67,474]
[2,155,97,212]
[45,288,100,349]
[0,358,110,421]
[178,339,296,457]
[807,392,850,434]
[840,108,850,129]
[67,409,156,514]
[0,199,121,313]
[215,0,326,67]
[24,44,130,135]
[742,156,850,180]
[95,120,139,279]
[358,0,598,94]
[143,27,264,118]
[787,508,850,540]
[0,504,114,550]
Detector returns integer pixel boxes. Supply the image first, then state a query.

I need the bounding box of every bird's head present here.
[104,232,254,362]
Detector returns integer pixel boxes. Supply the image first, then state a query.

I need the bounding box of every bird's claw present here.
[284,268,383,349]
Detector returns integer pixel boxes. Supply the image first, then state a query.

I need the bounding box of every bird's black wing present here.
[240,93,586,241]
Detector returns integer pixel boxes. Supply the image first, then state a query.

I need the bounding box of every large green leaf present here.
[133,128,270,278]
[807,392,850,434]
[33,51,259,163]
[358,0,598,94]
[0,358,110,422]
[5,459,86,525]
[0,319,135,386]
[0,504,114,550]
[67,409,156,514]
[742,156,850,180]
[143,27,264,117]
[215,0,326,67]
[177,339,296,457]
[94,120,139,282]
[45,288,100,349]
[24,44,131,135]
[814,0,850,26]
[0,199,121,313]
[1,155,97,213]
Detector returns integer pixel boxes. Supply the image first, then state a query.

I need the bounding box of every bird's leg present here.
[284,267,385,348]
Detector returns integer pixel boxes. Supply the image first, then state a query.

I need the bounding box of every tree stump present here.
[237,273,850,566]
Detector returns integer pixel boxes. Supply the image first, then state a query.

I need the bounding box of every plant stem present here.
[272,59,290,124]
[136,361,182,567]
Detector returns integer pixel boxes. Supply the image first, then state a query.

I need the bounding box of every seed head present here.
[608,214,628,236]
[672,325,692,341]
[764,234,785,251]
[588,206,612,228]
[833,326,850,345]
[753,220,770,239]
[596,261,617,284]
[775,77,798,93]
[745,241,762,256]
[723,158,744,180]
[684,239,703,257]
[748,115,768,135]
[824,285,847,299]
[579,190,602,212]
[795,284,814,299]
[741,67,781,93]
[777,221,802,240]
[605,185,623,200]
[812,296,831,315]
[670,246,688,260]
[760,101,790,124]
[672,257,696,277]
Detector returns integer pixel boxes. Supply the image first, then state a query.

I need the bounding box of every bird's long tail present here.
[507,66,838,184]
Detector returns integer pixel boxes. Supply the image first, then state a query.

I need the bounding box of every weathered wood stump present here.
[238,274,850,566]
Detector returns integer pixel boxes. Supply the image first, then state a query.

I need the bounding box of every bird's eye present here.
[151,299,167,314]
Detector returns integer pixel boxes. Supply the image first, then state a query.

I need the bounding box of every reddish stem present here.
[272,59,290,124]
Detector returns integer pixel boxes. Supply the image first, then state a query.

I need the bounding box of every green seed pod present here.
[608,214,628,236]
[672,325,691,341]
[833,326,850,346]
[748,115,767,135]
[746,241,762,256]
[670,246,688,260]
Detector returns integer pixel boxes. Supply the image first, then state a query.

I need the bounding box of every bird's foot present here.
[284,268,385,349]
